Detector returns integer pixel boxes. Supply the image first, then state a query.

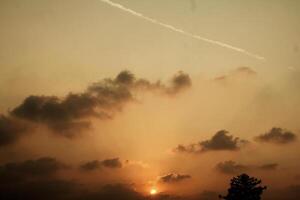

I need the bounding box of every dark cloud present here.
[0,115,29,146]
[11,94,103,137]
[1,177,297,200]
[80,160,101,171]
[80,158,122,171]
[216,160,278,175]
[159,173,191,184]
[264,185,300,200]
[0,158,142,200]
[167,71,191,95]
[101,158,122,168]
[0,179,78,200]
[77,186,219,200]
[0,157,78,200]
[0,177,145,200]
[258,163,278,170]
[216,161,249,175]
[281,185,300,200]
[12,94,99,121]
[115,70,136,86]
[200,130,247,151]
[174,143,201,154]
[174,130,247,154]
[214,67,257,82]
[255,127,297,144]
[0,157,66,184]
[49,121,91,138]
[76,184,144,200]
[194,190,219,200]
[87,70,191,98]
[149,191,219,200]
[154,194,185,200]
[0,71,191,145]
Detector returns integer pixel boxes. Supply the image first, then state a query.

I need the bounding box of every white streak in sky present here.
[99,0,266,61]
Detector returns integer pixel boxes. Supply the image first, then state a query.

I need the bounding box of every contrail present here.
[99,0,265,61]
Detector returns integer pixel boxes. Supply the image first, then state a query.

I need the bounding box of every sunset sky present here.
[0,0,300,199]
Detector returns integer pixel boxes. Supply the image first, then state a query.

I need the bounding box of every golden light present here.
[150,188,157,195]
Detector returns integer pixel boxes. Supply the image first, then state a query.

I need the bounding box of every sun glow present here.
[150,188,157,195]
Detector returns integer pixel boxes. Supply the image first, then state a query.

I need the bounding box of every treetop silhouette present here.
[219,173,267,200]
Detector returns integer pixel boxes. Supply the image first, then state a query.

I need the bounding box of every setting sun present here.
[150,188,157,195]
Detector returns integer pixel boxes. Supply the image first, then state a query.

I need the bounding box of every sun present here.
[150,188,157,195]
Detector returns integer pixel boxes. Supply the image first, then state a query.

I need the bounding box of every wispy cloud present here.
[99,0,266,60]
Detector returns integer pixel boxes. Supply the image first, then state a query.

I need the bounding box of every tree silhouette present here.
[219,173,267,200]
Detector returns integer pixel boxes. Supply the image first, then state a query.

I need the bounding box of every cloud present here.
[87,70,191,97]
[255,127,297,144]
[214,67,257,82]
[166,71,191,95]
[258,163,278,170]
[215,160,278,175]
[0,70,191,145]
[102,158,123,168]
[173,144,202,154]
[234,66,257,75]
[76,184,144,200]
[124,160,150,169]
[0,115,29,147]
[80,160,101,171]
[0,176,145,200]
[80,158,122,171]
[149,191,219,200]
[279,185,300,200]
[153,194,184,200]
[49,121,91,138]
[0,157,66,184]
[0,158,82,200]
[200,130,247,151]
[115,70,136,86]
[99,0,266,60]
[11,93,114,137]
[12,94,97,122]
[0,158,142,200]
[195,190,219,200]
[158,173,191,184]
[215,161,249,175]
[0,177,296,200]
[264,185,300,200]
[0,179,78,200]
[174,130,247,154]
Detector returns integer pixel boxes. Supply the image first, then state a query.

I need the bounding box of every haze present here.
[0,0,300,199]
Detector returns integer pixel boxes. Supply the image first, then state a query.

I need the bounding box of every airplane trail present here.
[99,0,265,61]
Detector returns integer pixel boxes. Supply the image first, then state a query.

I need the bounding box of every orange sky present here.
[0,1,300,200]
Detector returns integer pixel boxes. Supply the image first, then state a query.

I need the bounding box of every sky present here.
[0,0,300,199]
